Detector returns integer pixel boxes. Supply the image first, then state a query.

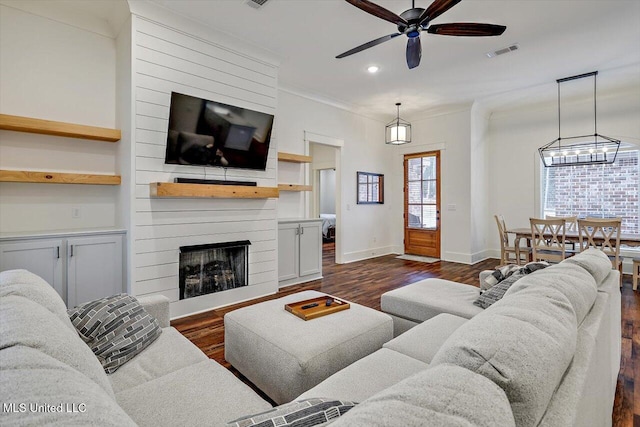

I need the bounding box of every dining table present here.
[507,227,640,252]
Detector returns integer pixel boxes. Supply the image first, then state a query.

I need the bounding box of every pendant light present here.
[538,71,620,167]
[385,103,411,145]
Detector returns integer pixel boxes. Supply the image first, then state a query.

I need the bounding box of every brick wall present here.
[543,150,640,234]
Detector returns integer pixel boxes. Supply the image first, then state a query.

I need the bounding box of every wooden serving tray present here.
[285,295,350,321]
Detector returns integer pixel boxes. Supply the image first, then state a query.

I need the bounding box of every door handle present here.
[300,226,304,235]
[56,246,60,259]
[70,245,74,257]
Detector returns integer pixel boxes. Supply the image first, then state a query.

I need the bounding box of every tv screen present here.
[164,92,274,171]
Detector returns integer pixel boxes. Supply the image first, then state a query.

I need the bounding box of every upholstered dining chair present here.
[530,217,572,263]
[495,214,531,265]
[577,218,623,286]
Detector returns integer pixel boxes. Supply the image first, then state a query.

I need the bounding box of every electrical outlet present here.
[72,207,81,219]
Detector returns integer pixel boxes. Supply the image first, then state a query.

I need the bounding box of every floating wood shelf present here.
[278,152,312,163]
[278,184,313,192]
[0,170,121,185]
[0,114,121,142]
[150,182,279,199]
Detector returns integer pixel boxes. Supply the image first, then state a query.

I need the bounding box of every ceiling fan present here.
[336,0,507,69]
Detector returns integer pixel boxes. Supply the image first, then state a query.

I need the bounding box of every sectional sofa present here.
[0,248,620,426]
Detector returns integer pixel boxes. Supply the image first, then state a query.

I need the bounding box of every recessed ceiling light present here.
[367,65,379,74]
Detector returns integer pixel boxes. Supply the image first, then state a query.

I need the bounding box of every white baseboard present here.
[441,251,473,264]
[342,246,396,264]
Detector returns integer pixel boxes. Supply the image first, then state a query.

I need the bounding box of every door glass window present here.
[406,156,438,229]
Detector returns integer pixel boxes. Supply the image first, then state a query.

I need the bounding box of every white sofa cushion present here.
[383,313,468,364]
[297,348,429,403]
[563,247,614,286]
[0,269,75,332]
[0,346,136,426]
[109,327,208,393]
[381,279,483,323]
[430,285,578,427]
[330,364,515,427]
[0,295,115,399]
[116,360,271,427]
[506,260,598,325]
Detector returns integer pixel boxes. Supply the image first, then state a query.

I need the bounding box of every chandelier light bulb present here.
[602,147,608,152]
[562,150,568,156]
[589,148,595,154]
[574,150,580,155]
[549,151,555,157]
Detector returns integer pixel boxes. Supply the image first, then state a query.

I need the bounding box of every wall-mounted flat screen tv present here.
[164,92,274,171]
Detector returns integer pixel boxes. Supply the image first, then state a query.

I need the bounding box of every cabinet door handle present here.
[56,246,60,259]
[70,245,74,257]
[300,226,304,235]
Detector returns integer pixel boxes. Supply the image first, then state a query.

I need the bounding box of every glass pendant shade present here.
[386,103,411,145]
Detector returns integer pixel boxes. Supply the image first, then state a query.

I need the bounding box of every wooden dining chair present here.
[495,214,530,265]
[546,215,578,249]
[577,218,623,286]
[530,217,570,263]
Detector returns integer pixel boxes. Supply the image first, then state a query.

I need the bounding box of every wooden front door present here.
[404,151,441,257]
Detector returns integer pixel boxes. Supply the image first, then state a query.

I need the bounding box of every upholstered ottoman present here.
[381,278,483,336]
[224,290,393,404]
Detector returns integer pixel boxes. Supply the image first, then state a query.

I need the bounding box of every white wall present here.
[0,4,118,233]
[127,3,280,318]
[486,68,640,256]
[469,103,490,262]
[389,107,474,263]
[276,90,396,262]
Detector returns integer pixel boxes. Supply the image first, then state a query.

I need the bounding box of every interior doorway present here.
[309,142,339,265]
[404,151,441,258]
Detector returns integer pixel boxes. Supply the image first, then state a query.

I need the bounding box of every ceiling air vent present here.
[486,43,519,58]
[245,0,269,9]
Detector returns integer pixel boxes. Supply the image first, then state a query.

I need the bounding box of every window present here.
[541,149,639,234]
[405,153,439,229]
[357,172,384,204]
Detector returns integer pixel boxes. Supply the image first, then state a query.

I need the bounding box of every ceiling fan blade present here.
[336,33,402,59]
[345,0,408,26]
[427,23,507,36]
[419,0,462,25]
[406,37,422,69]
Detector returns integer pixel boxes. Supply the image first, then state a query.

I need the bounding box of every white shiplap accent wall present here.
[131,15,279,318]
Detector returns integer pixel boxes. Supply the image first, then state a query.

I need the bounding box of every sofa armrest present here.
[137,295,170,328]
[479,270,494,291]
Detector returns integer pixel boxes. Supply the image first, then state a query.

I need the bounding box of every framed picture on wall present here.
[357,171,384,204]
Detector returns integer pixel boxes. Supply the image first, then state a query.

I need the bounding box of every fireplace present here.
[179,240,250,300]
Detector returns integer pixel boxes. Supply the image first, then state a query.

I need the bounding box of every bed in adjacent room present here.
[320,213,336,241]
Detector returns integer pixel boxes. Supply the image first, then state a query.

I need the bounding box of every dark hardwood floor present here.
[172,242,638,426]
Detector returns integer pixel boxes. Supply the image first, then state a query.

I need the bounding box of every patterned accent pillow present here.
[474,261,550,309]
[474,273,525,309]
[483,264,521,290]
[68,294,162,374]
[226,398,356,427]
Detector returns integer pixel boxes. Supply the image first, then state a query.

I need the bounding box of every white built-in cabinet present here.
[278,219,322,287]
[0,230,125,307]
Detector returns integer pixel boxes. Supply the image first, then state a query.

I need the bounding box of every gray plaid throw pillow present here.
[227,398,356,427]
[68,294,162,374]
